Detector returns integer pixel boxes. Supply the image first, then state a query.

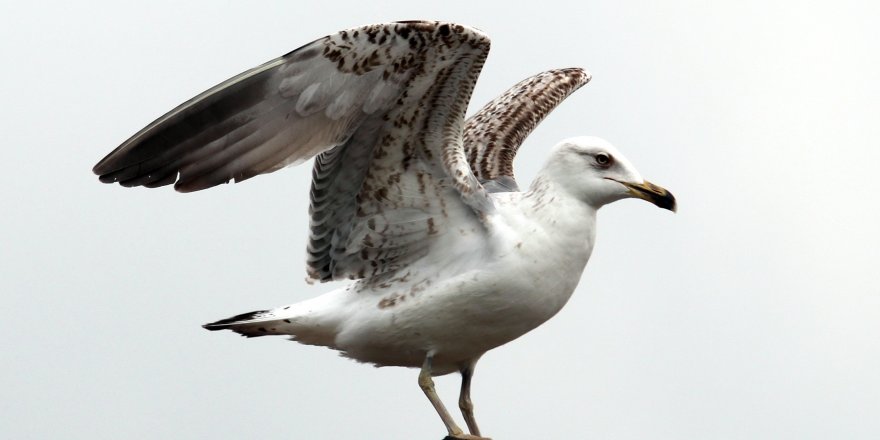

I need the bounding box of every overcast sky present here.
[3,1,879,439]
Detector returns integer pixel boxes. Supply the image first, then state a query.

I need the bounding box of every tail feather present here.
[203,309,272,330]
[202,309,292,338]
[203,301,337,347]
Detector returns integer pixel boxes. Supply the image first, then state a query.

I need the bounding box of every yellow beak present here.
[618,179,677,212]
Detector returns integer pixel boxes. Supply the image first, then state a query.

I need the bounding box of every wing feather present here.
[463,68,590,191]
[93,21,494,283]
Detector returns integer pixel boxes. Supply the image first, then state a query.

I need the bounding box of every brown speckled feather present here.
[92,21,492,283]
[463,68,590,191]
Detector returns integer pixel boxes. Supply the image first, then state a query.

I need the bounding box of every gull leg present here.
[419,354,465,437]
[458,360,482,437]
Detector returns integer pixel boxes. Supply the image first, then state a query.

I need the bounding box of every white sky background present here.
[2,1,879,438]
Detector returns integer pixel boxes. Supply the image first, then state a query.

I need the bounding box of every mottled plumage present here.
[93,21,676,440]
[464,68,590,191]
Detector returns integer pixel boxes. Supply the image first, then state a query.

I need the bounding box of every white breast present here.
[328,188,598,372]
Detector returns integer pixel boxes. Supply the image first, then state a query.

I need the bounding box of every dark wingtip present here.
[92,146,130,177]
[92,155,112,176]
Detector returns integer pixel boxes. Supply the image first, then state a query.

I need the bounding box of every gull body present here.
[92,21,675,439]
[231,139,611,374]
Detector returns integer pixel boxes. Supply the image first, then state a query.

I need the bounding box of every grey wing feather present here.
[463,68,590,191]
[93,24,426,192]
[93,21,493,283]
[305,23,493,281]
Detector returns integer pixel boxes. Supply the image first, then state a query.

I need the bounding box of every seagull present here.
[93,21,676,439]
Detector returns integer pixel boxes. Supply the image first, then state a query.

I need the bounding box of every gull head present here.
[543,136,677,212]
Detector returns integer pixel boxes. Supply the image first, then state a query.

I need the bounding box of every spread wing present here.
[93,21,493,282]
[463,68,590,192]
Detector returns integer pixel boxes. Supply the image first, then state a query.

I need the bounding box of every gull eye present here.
[595,152,612,167]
